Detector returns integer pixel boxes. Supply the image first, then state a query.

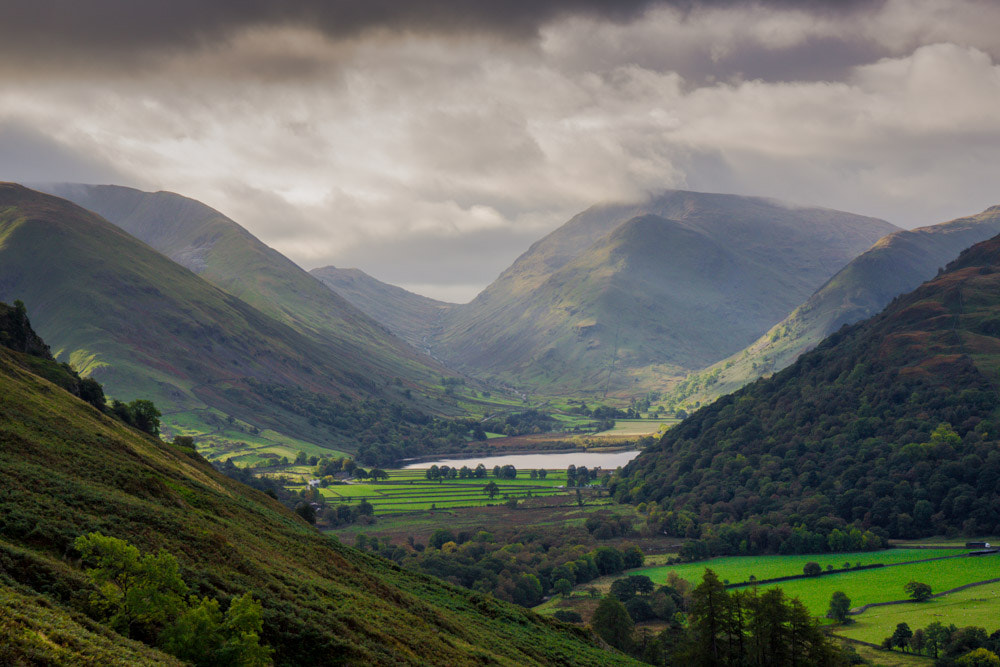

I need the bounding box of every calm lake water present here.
[403,450,640,470]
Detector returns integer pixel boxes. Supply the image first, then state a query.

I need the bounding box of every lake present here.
[402,450,640,470]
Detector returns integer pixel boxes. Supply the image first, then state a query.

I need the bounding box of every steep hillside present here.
[0,184,439,454]
[613,231,1000,554]
[669,205,1000,409]
[311,265,453,353]
[40,183,449,385]
[435,190,897,394]
[0,327,632,664]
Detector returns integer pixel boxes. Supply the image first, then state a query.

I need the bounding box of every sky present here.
[2,0,1000,302]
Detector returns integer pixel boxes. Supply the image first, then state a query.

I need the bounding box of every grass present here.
[632,550,964,589]
[164,409,350,463]
[590,419,675,437]
[0,340,635,665]
[834,581,1000,644]
[634,550,1000,618]
[303,468,607,514]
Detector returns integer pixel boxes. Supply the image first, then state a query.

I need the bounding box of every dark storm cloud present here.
[2,0,878,62]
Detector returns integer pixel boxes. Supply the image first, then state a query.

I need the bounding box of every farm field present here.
[591,419,676,437]
[754,554,999,616]
[634,549,1000,617]
[634,549,1000,616]
[834,581,1000,644]
[313,468,607,514]
[632,549,964,588]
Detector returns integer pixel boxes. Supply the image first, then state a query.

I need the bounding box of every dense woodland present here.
[614,244,1000,555]
[356,516,644,607]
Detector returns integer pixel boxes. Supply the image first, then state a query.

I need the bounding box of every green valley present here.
[0,308,636,665]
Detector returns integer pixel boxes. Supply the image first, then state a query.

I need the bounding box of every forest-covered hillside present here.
[612,232,1000,557]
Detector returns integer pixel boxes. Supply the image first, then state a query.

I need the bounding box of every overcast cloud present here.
[2,0,999,301]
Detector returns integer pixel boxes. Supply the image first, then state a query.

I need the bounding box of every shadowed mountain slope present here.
[432,190,897,394]
[669,205,1000,409]
[40,183,448,385]
[0,184,436,449]
[0,316,633,665]
[311,265,453,354]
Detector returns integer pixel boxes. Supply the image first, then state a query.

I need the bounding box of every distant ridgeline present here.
[612,233,1000,558]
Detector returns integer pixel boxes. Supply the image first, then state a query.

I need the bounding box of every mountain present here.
[0,184,440,454]
[431,190,897,395]
[311,266,453,354]
[39,183,448,385]
[612,230,1000,554]
[668,205,1000,410]
[0,312,632,665]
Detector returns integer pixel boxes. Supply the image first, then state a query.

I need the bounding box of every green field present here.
[633,549,963,588]
[634,550,1000,616]
[310,468,604,513]
[835,581,1000,644]
[591,419,675,437]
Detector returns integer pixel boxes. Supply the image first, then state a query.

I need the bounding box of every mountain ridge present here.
[667,204,1000,410]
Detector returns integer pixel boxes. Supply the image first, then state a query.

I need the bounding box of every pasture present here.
[633,549,1000,616]
[835,581,1000,644]
[311,468,606,514]
[591,419,676,437]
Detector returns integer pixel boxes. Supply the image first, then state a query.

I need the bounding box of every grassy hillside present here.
[612,230,1000,553]
[434,190,897,395]
[0,184,449,456]
[41,183,450,387]
[311,265,453,354]
[669,205,1000,410]
[0,339,635,664]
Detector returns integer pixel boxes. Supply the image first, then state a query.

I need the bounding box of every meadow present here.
[835,581,1000,644]
[632,549,1000,619]
[590,418,676,437]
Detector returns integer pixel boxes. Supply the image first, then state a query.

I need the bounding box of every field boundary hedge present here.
[849,577,1000,615]
[725,563,886,589]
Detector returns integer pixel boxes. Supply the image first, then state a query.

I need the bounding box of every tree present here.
[483,480,500,500]
[623,545,644,569]
[554,578,573,597]
[910,628,926,655]
[430,529,456,550]
[688,569,728,664]
[956,649,1000,667]
[294,450,308,465]
[538,469,548,479]
[591,596,634,652]
[904,580,932,602]
[128,399,161,436]
[78,377,106,410]
[892,623,913,651]
[826,591,851,624]
[803,561,822,577]
[74,532,187,639]
[295,501,316,524]
[159,593,272,666]
[924,620,949,658]
[609,575,654,602]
